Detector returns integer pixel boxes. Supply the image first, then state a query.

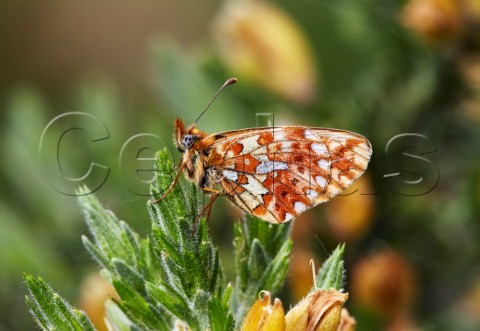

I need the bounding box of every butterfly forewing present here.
[208,126,372,223]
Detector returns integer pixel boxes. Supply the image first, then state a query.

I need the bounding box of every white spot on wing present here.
[252,146,268,156]
[294,201,306,213]
[239,191,261,210]
[311,143,328,155]
[241,135,261,154]
[317,159,330,170]
[281,141,292,149]
[242,174,269,195]
[255,153,270,162]
[328,141,341,151]
[222,169,238,181]
[306,189,318,200]
[272,128,287,140]
[316,176,328,188]
[304,129,316,140]
[284,213,294,222]
[256,174,267,182]
[256,161,288,174]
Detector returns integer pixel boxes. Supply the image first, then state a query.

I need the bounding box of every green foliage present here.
[231,215,292,323]
[24,149,308,330]
[24,274,96,331]
[314,244,346,291]
[79,185,170,331]
[147,150,234,331]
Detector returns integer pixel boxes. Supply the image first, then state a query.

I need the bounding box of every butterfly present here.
[153,78,372,225]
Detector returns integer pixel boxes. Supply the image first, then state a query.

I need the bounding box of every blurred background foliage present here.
[1,0,480,330]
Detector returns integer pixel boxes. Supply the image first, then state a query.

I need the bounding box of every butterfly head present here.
[174,118,206,153]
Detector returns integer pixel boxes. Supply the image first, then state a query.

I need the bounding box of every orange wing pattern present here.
[206,126,372,223]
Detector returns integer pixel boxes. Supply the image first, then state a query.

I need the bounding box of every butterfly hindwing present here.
[207,126,372,223]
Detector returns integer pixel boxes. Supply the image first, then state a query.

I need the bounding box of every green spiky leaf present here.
[315,244,346,291]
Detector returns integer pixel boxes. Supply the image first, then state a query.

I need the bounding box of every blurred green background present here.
[1,0,480,330]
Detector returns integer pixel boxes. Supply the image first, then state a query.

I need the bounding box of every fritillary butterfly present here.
[154,78,372,225]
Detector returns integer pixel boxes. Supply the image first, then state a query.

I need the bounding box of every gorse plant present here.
[24,149,346,330]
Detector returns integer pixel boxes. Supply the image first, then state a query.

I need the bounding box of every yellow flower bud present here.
[285,289,349,331]
[242,289,352,331]
[262,298,286,331]
[338,308,356,331]
[212,0,317,104]
[241,291,286,331]
[466,0,480,23]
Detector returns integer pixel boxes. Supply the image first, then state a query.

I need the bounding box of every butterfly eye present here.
[182,134,196,149]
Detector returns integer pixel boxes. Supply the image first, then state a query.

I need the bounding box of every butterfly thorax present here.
[174,118,220,191]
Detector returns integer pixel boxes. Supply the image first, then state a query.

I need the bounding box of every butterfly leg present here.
[203,188,221,221]
[152,159,185,204]
[192,188,220,233]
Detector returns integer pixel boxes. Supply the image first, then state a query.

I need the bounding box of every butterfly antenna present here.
[193,77,237,125]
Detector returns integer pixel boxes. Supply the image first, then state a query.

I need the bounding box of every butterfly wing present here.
[207,126,372,223]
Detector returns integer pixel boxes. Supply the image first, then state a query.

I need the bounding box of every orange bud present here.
[325,176,375,242]
[212,0,317,104]
[401,0,465,44]
[351,249,416,319]
[78,272,118,331]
